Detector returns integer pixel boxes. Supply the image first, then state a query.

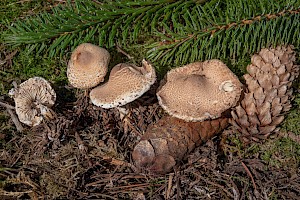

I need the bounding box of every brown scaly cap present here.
[90,59,156,108]
[157,59,242,122]
[67,43,110,89]
[9,77,56,127]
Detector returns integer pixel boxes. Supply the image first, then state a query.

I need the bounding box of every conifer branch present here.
[3,0,190,57]
[148,7,300,66]
[2,0,300,67]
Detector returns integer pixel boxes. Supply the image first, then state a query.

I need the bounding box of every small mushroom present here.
[90,59,156,108]
[156,59,242,122]
[9,77,56,127]
[67,43,110,89]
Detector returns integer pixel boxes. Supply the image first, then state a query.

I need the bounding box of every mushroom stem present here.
[116,107,129,120]
[12,81,18,89]
[37,105,56,120]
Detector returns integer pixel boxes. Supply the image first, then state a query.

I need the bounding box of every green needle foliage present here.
[2,0,300,68]
[3,0,186,57]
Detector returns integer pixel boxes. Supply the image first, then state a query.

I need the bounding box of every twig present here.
[91,173,145,180]
[116,45,134,60]
[86,193,118,200]
[286,132,300,144]
[101,155,137,172]
[0,189,35,197]
[195,172,234,198]
[86,174,146,187]
[228,178,240,200]
[108,183,163,193]
[166,173,173,199]
[0,100,15,110]
[74,131,93,167]
[74,132,88,152]
[278,131,300,144]
[6,108,24,132]
[175,172,181,200]
[241,161,257,191]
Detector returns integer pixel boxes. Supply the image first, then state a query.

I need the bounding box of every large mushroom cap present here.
[156,59,242,122]
[9,77,56,126]
[67,43,110,89]
[90,59,156,108]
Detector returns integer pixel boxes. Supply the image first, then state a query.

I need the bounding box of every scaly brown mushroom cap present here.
[90,59,156,108]
[156,59,242,122]
[9,77,56,126]
[67,43,110,89]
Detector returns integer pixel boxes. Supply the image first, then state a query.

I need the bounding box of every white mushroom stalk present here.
[9,77,56,127]
[90,59,156,108]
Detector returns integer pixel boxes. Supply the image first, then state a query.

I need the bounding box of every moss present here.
[0,0,55,23]
[260,137,300,169]
[0,1,69,94]
[281,93,300,135]
[0,51,67,94]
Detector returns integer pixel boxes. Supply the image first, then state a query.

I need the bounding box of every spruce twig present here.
[2,0,300,67]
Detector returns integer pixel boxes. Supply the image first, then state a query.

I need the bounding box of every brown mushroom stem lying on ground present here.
[132,115,229,174]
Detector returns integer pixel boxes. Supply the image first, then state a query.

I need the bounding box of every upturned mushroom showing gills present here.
[9,77,56,127]
[156,59,242,122]
[67,43,110,89]
[90,59,156,108]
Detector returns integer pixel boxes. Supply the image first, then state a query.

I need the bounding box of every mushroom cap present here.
[67,43,110,89]
[90,59,156,108]
[9,77,56,126]
[156,59,242,122]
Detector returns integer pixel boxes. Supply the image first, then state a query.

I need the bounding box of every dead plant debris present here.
[1,84,300,199]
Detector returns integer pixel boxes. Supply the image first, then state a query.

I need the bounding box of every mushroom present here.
[9,77,56,127]
[67,43,110,89]
[90,59,156,108]
[156,59,242,122]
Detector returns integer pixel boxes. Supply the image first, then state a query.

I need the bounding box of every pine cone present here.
[132,115,228,174]
[230,45,299,143]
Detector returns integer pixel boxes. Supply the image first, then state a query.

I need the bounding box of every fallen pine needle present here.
[166,173,173,199]
[241,161,257,191]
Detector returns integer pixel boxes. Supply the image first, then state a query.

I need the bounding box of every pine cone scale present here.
[230,45,299,143]
[133,116,228,173]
